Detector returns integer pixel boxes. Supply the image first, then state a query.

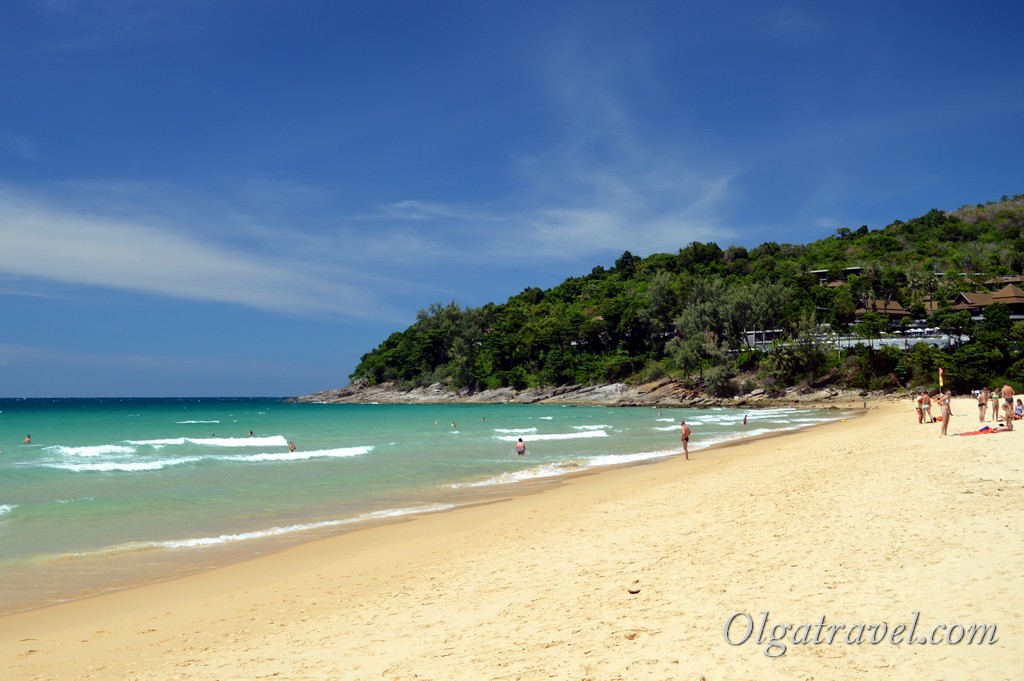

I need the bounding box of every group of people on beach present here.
[916,384,1019,436]
[976,385,1022,423]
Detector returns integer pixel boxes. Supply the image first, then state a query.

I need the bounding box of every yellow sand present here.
[2,398,1021,680]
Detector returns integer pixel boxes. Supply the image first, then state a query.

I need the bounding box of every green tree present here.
[856,312,888,350]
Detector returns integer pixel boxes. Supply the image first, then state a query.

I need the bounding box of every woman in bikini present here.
[939,390,953,436]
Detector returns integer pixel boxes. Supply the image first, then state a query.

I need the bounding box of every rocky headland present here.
[295,378,880,409]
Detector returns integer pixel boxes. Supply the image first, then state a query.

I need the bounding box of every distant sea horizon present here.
[0,397,851,614]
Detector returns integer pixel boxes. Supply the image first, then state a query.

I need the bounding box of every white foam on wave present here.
[176,420,220,424]
[219,445,373,463]
[654,425,679,432]
[127,438,186,447]
[45,457,202,473]
[49,444,137,457]
[584,448,680,467]
[495,430,608,443]
[450,463,579,488]
[186,435,288,447]
[452,446,688,490]
[493,427,538,434]
[0,504,16,516]
[572,424,611,430]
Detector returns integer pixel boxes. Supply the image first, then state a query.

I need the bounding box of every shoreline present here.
[0,403,853,618]
[3,398,1020,679]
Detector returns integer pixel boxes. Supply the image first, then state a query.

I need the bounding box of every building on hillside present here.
[951,283,1024,320]
[985,275,1024,287]
[807,267,864,286]
[990,283,1024,318]
[854,298,912,319]
[920,295,943,316]
[950,291,998,316]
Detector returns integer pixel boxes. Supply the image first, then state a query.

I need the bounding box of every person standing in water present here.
[515,438,526,456]
[680,420,692,460]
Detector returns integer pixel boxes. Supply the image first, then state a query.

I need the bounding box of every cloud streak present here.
[0,187,394,320]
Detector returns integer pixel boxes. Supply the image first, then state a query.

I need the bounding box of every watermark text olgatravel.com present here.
[724,611,998,658]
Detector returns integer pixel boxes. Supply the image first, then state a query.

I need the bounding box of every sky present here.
[1,1,1022,397]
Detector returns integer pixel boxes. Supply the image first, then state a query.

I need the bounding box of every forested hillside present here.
[351,196,1024,396]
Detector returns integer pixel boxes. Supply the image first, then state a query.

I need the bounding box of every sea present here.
[0,397,848,615]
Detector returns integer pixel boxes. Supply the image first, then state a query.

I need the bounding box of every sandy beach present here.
[2,397,1021,680]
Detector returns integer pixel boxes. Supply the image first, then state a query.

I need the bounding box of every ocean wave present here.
[47,444,137,457]
[453,447,685,490]
[126,437,187,447]
[0,504,16,516]
[496,430,608,443]
[44,457,202,473]
[493,427,538,434]
[176,420,220,424]
[185,435,289,447]
[584,448,680,467]
[218,446,373,463]
[450,463,578,488]
[572,424,611,430]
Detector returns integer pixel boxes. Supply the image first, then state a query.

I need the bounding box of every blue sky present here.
[1,1,1022,397]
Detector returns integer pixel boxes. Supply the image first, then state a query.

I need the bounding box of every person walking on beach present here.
[515,438,526,456]
[978,387,990,422]
[938,391,953,436]
[680,420,692,460]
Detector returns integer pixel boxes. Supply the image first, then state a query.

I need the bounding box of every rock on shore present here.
[294,378,866,409]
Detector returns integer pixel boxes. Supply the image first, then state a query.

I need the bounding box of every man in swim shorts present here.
[680,420,692,460]
[1000,384,1015,430]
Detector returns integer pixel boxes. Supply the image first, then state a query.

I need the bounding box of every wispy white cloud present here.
[0,186,399,320]
[336,36,738,264]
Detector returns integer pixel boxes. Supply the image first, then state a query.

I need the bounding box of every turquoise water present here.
[0,398,846,613]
